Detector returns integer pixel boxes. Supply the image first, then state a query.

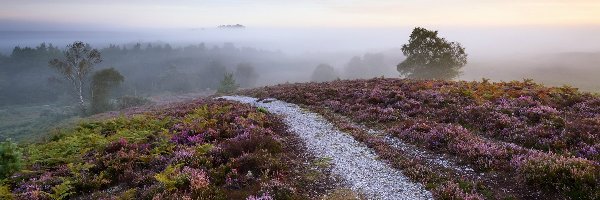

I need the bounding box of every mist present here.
[1,25,600,141]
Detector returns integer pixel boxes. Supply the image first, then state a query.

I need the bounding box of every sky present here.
[1,0,600,30]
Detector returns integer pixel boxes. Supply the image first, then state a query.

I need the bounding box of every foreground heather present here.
[0,99,330,199]
[221,96,432,199]
[242,78,600,199]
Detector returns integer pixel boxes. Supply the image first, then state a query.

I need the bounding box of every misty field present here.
[0,104,79,142]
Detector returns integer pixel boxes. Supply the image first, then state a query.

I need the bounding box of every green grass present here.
[0,104,79,142]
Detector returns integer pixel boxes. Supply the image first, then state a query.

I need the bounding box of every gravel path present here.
[220,96,433,200]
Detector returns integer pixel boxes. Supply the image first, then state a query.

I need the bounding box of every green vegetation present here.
[0,104,79,142]
[397,27,468,80]
[217,73,238,94]
[91,68,125,114]
[243,78,600,199]
[0,140,22,179]
[311,63,338,83]
[0,99,317,199]
[234,63,259,88]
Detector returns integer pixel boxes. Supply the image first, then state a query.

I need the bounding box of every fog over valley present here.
[2,26,600,89]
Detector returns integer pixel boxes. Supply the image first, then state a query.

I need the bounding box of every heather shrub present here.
[155,164,189,191]
[434,181,484,200]
[0,140,22,179]
[246,193,274,200]
[3,99,326,199]
[511,152,599,199]
[219,132,282,159]
[242,78,600,198]
[250,176,301,200]
[391,121,514,170]
[97,138,153,184]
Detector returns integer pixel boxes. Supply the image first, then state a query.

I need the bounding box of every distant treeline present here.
[0,42,278,106]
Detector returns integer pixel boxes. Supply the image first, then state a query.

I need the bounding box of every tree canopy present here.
[91,68,124,114]
[311,64,338,83]
[217,73,238,94]
[397,27,467,80]
[234,63,259,88]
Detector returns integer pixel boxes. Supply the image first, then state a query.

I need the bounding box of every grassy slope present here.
[0,104,79,142]
[1,99,334,199]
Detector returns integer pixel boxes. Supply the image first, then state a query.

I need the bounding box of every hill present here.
[1,78,599,199]
[241,78,600,199]
[0,99,335,199]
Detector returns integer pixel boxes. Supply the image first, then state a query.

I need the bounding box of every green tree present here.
[234,63,259,88]
[49,41,102,112]
[201,61,227,89]
[217,73,238,94]
[344,53,387,79]
[397,27,467,80]
[90,68,124,114]
[158,65,191,93]
[311,64,338,82]
[0,140,22,179]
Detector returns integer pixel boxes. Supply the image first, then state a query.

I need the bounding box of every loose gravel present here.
[220,96,433,200]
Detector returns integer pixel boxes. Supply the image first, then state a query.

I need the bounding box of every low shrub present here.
[511,152,599,199]
[243,78,600,198]
[434,181,484,200]
[0,140,22,179]
[3,99,307,199]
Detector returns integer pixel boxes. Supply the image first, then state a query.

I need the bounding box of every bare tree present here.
[49,41,102,111]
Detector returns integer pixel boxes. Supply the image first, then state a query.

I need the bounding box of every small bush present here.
[217,73,239,94]
[434,181,484,200]
[154,164,188,191]
[512,152,599,199]
[44,180,75,200]
[0,140,22,179]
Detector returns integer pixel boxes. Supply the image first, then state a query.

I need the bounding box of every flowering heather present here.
[1,99,312,199]
[435,181,485,200]
[242,78,600,199]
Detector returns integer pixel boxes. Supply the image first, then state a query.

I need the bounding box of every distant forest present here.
[0,42,400,107]
[0,42,286,106]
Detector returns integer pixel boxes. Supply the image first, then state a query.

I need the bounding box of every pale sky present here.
[1,0,599,30]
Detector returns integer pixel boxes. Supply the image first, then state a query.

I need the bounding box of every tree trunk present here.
[77,80,86,113]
